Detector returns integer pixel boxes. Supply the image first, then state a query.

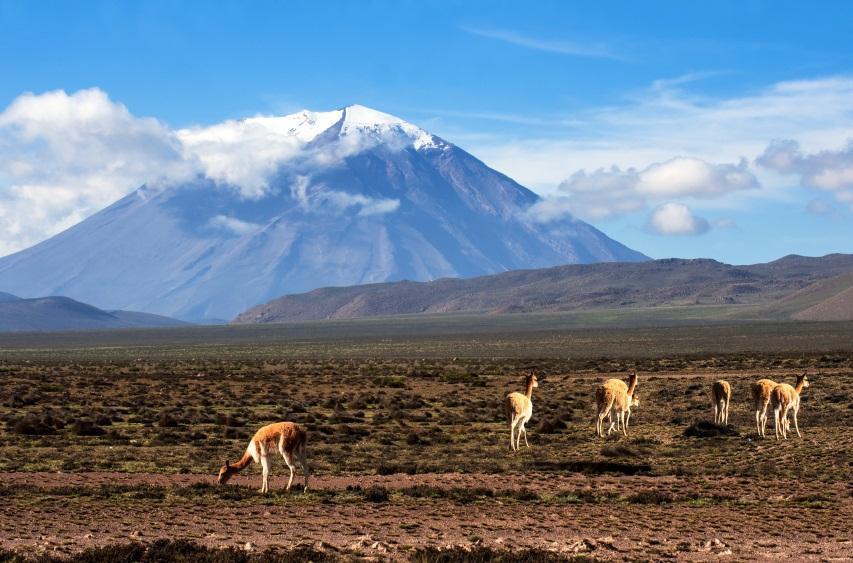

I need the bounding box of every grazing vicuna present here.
[750,378,777,438]
[217,422,309,493]
[505,372,538,451]
[772,372,810,440]
[711,380,731,425]
[595,371,639,437]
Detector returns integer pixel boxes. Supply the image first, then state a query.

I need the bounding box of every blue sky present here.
[1,0,852,263]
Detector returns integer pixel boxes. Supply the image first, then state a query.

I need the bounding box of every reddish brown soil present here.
[2,472,850,561]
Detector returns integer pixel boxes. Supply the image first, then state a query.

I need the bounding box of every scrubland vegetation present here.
[0,321,851,560]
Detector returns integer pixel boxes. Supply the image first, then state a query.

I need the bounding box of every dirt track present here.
[2,472,851,561]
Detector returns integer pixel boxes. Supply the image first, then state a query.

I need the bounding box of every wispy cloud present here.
[459,25,629,62]
[468,74,853,192]
[408,107,566,127]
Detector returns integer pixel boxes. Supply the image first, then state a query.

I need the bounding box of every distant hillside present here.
[233,254,853,324]
[0,295,191,332]
[789,273,853,321]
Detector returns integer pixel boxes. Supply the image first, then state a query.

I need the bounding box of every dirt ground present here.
[1,471,851,561]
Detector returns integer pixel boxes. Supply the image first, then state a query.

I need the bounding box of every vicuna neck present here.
[525,379,535,399]
[794,378,806,394]
[231,451,253,471]
[627,373,638,396]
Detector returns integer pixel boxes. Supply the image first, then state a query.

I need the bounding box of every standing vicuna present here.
[751,378,777,438]
[772,372,810,440]
[217,422,309,493]
[711,380,732,425]
[595,371,639,437]
[505,372,538,451]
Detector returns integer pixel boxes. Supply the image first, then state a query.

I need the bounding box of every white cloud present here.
[636,157,758,198]
[0,89,412,256]
[525,157,758,223]
[756,139,853,207]
[646,203,710,236]
[0,88,194,256]
[177,118,305,199]
[289,175,400,217]
[208,215,261,235]
[521,166,642,222]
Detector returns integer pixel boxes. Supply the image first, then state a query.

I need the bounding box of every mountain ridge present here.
[233,253,853,323]
[0,295,191,332]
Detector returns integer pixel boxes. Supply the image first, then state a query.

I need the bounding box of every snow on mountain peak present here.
[340,104,405,127]
[175,104,447,197]
[337,104,445,151]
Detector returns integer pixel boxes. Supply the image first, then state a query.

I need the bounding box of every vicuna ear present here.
[225,460,230,468]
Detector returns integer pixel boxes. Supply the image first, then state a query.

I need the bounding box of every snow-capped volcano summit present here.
[0,104,647,321]
[334,104,446,150]
[186,104,442,149]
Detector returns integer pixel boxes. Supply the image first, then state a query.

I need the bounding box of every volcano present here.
[0,105,646,321]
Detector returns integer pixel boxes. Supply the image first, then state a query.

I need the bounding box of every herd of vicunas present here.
[217,370,810,494]
[505,370,810,451]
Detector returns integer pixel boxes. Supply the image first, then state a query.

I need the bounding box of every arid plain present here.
[0,318,851,561]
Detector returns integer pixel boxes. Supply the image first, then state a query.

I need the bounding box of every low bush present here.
[9,416,56,436]
[683,421,739,438]
[0,539,340,562]
[69,420,106,436]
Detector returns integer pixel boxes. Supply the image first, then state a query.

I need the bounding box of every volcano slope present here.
[0,322,851,561]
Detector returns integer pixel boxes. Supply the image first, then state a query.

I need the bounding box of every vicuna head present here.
[630,392,640,408]
[217,460,237,485]
[797,371,810,389]
[527,372,539,389]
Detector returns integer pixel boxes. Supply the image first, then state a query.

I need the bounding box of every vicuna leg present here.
[522,423,529,448]
[773,408,781,440]
[754,407,761,436]
[510,416,520,451]
[793,404,801,438]
[281,450,295,491]
[714,402,720,424]
[601,411,614,436]
[298,445,310,491]
[259,454,270,493]
[724,399,729,425]
[625,409,632,434]
[599,396,615,437]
